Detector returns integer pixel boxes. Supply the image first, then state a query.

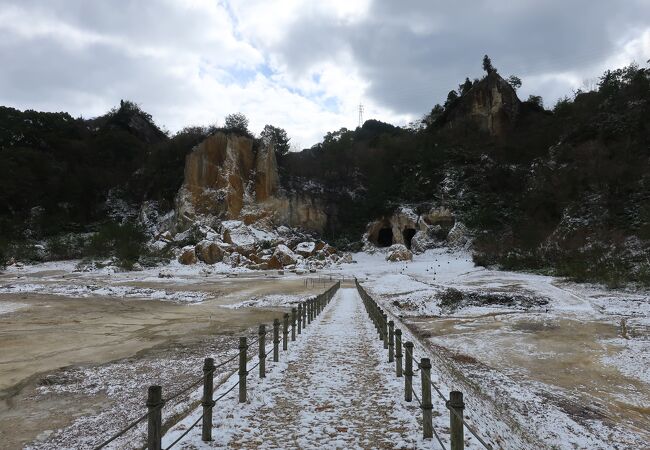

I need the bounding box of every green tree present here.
[527,95,544,109]
[459,77,473,95]
[260,124,291,157]
[482,55,496,74]
[224,112,250,136]
[444,90,459,109]
[507,75,522,91]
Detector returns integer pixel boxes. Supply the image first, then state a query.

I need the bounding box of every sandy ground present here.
[0,263,334,449]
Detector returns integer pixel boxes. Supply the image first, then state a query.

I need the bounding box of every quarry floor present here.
[0,251,648,449]
[0,263,335,449]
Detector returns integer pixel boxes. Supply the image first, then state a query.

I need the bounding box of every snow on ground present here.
[165,288,494,449]
[223,294,316,309]
[0,301,27,315]
[0,283,207,303]
[329,249,650,448]
[24,334,243,450]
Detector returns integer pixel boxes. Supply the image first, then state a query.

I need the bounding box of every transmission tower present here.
[358,103,364,128]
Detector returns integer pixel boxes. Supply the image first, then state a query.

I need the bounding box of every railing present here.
[93,281,341,450]
[355,279,494,450]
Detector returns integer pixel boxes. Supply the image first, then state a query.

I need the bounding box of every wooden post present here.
[258,325,266,378]
[302,301,307,327]
[201,358,214,441]
[291,308,297,341]
[420,358,433,439]
[273,319,280,362]
[238,337,247,403]
[307,299,312,324]
[146,385,163,450]
[297,303,302,334]
[404,341,413,402]
[449,391,465,450]
[282,313,289,351]
[395,329,403,377]
[388,320,395,363]
[382,313,389,349]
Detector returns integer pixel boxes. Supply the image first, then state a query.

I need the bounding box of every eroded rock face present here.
[366,206,455,252]
[254,143,279,202]
[447,72,521,137]
[178,133,254,222]
[175,132,328,234]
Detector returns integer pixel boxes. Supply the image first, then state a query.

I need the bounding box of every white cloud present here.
[0,0,649,147]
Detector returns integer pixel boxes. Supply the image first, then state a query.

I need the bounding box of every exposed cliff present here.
[175,132,328,233]
[446,72,521,136]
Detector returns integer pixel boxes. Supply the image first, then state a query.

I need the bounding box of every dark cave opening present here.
[377,228,393,247]
[403,228,416,249]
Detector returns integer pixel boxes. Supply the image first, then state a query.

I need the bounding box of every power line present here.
[358,103,364,128]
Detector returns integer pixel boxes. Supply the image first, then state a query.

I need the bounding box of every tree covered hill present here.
[1,61,648,285]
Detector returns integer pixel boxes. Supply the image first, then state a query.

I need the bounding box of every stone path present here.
[166,288,423,449]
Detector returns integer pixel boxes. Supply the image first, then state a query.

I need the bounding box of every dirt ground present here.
[0,266,330,449]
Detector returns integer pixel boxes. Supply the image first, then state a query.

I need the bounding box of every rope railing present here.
[355,278,494,450]
[92,279,341,450]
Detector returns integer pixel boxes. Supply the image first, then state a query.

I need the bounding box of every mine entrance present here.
[377,228,393,247]
[403,228,416,249]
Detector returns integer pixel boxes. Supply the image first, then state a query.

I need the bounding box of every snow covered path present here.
[164,288,426,449]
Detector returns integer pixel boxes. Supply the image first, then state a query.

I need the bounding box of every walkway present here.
[164,288,422,449]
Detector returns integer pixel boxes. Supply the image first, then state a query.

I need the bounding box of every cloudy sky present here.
[1,0,649,148]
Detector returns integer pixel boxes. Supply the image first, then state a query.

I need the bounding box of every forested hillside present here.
[1,62,648,285]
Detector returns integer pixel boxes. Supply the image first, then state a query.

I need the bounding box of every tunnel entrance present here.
[377,228,393,247]
[403,228,416,249]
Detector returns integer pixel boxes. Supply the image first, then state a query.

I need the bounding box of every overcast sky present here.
[1,0,649,148]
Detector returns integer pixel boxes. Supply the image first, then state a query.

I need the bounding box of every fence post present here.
[259,325,266,378]
[382,313,389,349]
[448,391,465,450]
[302,300,307,326]
[202,358,214,441]
[291,308,297,341]
[420,358,433,439]
[238,337,247,403]
[282,313,289,351]
[273,319,280,362]
[404,342,413,402]
[308,299,313,324]
[297,303,302,334]
[395,329,403,377]
[146,385,163,450]
[388,320,395,363]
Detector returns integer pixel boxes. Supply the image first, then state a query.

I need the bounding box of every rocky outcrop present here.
[447,72,521,137]
[365,206,455,252]
[175,132,328,234]
[177,133,254,223]
[254,143,279,202]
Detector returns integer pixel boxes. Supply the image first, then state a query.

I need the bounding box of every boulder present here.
[447,222,470,248]
[273,244,298,266]
[178,246,197,265]
[295,241,316,257]
[322,244,336,255]
[194,240,224,264]
[386,244,413,262]
[410,230,436,254]
[267,255,283,270]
